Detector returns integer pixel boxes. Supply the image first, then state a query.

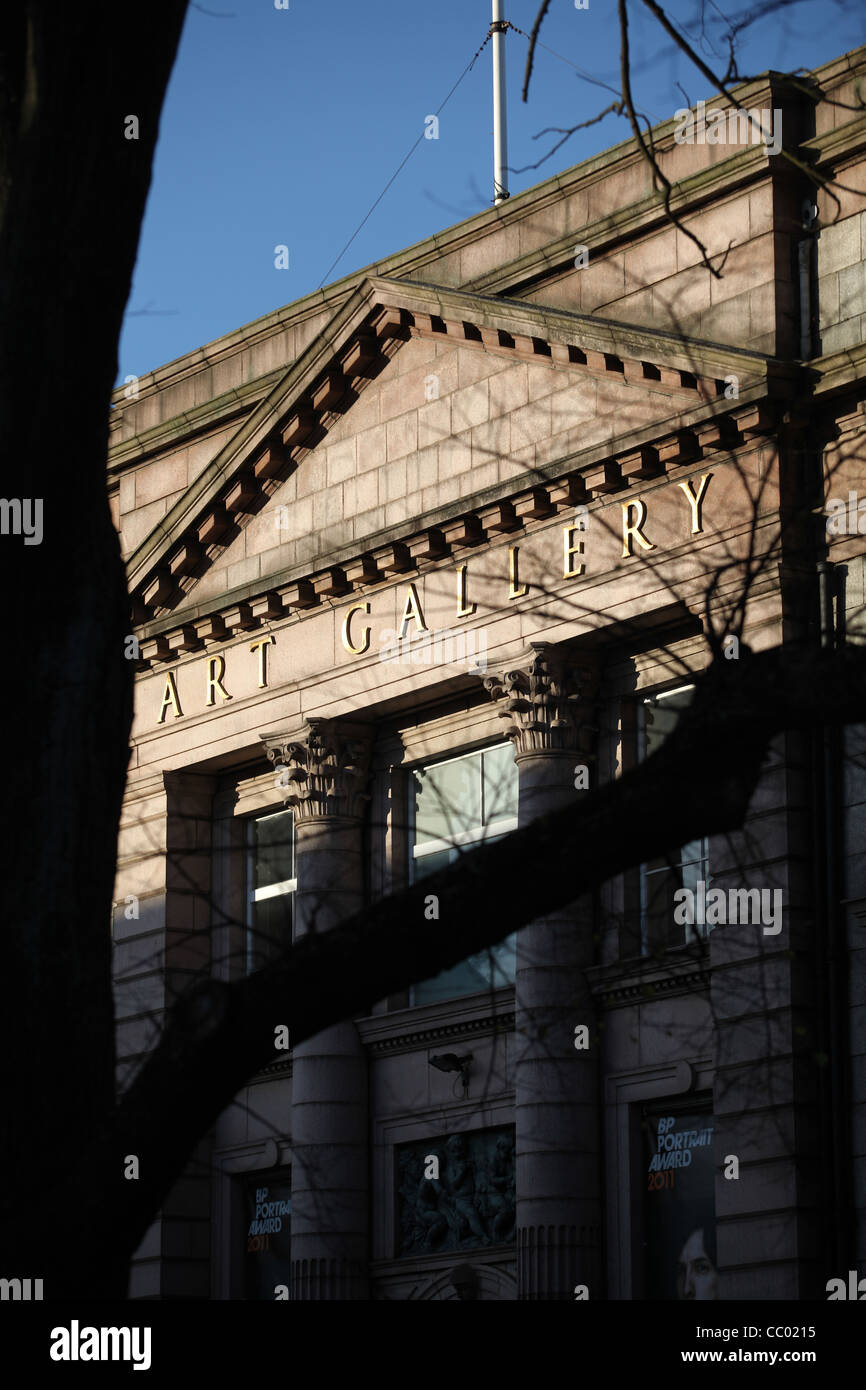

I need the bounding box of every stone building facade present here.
[109,45,866,1299]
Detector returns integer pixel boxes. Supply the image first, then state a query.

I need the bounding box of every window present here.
[638,686,709,949]
[409,744,518,1004]
[245,809,295,972]
[640,1102,716,1301]
[238,1169,291,1299]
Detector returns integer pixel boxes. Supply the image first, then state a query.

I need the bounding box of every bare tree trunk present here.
[0,1,188,1298]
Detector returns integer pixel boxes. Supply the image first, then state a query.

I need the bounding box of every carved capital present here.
[261,718,372,821]
[483,643,598,757]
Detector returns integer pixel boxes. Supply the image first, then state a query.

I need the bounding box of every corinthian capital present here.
[261,718,372,821]
[483,643,598,757]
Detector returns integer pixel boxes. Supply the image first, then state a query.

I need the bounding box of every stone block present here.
[385,498,412,527]
[822,318,861,354]
[312,485,345,531]
[818,272,840,331]
[326,437,356,485]
[624,230,677,290]
[417,397,451,449]
[710,233,776,305]
[471,414,510,471]
[135,453,189,508]
[438,436,472,481]
[489,363,528,417]
[579,253,625,311]
[295,452,326,500]
[386,412,418,461]
[343,470,378,516]
[819,217,861,276]
[119,473,136,514]
[511,398,552,454]
[356,423,387,473]
[451,380,489,432]
[839,261,866,321]
[225,554,260,591]
[379,458,407,504]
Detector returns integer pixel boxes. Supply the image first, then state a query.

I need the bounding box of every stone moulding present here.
[126,274,784,632]
[134,385,788,667]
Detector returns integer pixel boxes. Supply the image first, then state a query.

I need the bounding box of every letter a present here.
[826,1277,846,1300]
[724,1154,740,1179]
[424,1155,439,1179]
[124,1154,140,1180]
[49,1328,71,1362]
[274,1025,290,1050]
[573,1024,589,1050]
[398,582,427,639]
[158,671,182,724]
[424,894,439,921]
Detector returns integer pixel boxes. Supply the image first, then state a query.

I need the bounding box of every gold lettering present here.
[621,499,655,557]
[205,654,232,706]
[563,525,586,578]
[398,582,428,639]
[342,602,371,655]
[455,564,476,618]
[678,472,713,535]
[157,670,183,724]
[249,634,275,688]
[508,545,529,599]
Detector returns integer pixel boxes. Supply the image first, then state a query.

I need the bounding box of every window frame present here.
[637,684,710,951]
[244,807,297,974]
[408,742,518,1005]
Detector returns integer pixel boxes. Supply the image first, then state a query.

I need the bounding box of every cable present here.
[317,26,494,289]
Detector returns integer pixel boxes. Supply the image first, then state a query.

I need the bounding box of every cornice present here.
[358,993,514,1056]
[132,379,792,665]
[126,277,791,639]
[811,341,866,399]
[587,953,711,1008]
[108,369,283,475]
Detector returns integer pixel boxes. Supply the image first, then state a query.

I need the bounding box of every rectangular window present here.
[638,687,710,950]
[245,809,295,973]
[410,744,518,1005]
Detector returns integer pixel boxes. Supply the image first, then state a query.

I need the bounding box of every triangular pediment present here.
[127,275,791,652]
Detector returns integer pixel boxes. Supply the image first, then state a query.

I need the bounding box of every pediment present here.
[126,274,791,656]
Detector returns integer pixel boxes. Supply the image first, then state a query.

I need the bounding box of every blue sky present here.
[118,0,864,384]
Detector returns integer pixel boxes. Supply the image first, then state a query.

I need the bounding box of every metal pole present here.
[492,1,510,204]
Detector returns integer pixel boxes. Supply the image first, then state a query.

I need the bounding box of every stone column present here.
[484,644,602,1299]
[263,718,372,1300]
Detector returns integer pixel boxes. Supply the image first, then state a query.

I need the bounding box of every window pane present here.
[412,934,516,1006]
[482,743,518,825]
[413,753,482,844]
[253,810,294,890]
[411,826,517,1004]
[643,687,694,759]
[253,892,294,960]
[413,847,454,879]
